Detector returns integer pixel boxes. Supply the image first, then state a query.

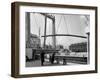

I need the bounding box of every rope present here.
[84,15,89,26]
[63,15,72,47]
[63,15,69,34]
[56,15,63,33]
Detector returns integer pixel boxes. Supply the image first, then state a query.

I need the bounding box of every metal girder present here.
[40,13,55,20]
[41,34,87,38]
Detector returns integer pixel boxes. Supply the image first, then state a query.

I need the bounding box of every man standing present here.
[41,50,45,66]
[51,53,55,64]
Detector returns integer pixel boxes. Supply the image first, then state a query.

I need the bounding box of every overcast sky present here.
[29,13,90,48]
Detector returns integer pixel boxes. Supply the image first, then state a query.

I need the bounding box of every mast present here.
[43,16,47,49]
[52,17,56,49]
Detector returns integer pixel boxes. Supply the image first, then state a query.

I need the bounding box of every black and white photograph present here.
[11,2,97,78]
[25,12,90,67]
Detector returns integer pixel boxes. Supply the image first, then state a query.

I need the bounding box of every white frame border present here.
[19,5,95,75]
